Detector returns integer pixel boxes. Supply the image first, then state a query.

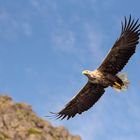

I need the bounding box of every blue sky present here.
[0,0,140,140]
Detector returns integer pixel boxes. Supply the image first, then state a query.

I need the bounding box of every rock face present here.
[0,96,81,140]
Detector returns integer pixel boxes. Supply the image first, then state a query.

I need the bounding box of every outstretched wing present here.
[98,16,140,75]
[53,82,105,120]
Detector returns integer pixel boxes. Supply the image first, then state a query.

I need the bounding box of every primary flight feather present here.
[52,16,140,120]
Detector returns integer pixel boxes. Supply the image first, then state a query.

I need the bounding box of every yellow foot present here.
[114,82,122,89]
[113,82,127,92]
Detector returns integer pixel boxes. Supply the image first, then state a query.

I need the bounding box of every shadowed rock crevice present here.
[0,96,81,140]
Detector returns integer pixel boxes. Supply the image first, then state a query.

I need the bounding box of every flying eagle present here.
[52,16,140,120]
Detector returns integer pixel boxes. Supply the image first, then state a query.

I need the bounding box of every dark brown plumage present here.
[52,16,140,120]
[98,16,140,75]
[54,82,105,120]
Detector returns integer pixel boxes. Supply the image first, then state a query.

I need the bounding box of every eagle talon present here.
[114,82,122,89]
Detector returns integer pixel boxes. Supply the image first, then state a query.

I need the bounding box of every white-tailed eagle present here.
[52,16,140,120]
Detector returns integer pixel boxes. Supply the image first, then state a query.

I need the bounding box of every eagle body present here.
[83,70,110,86]
[83,69,126,90]
[52,16,140,120]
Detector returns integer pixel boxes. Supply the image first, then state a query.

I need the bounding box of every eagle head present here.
[82,70,91,76]
[82,70,97,80]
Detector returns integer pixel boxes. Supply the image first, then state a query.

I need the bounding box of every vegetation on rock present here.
[0,96,81,140]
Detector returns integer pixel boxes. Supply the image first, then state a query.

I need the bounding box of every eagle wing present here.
[53,82,105,120]
[98,16,140,75]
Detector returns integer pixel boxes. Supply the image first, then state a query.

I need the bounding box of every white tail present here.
[117,73,130,91]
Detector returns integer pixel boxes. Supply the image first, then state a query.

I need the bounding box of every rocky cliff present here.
[0,96,81,140]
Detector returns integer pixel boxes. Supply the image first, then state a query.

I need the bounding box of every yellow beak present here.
[82,71,87,75]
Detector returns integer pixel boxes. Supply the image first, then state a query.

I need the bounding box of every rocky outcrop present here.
[0,96,81,140]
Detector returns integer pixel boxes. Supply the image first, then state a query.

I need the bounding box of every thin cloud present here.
[84,22,104,63]
[51,30,76,53]
[22,22,32,37]
[0,8,32,41]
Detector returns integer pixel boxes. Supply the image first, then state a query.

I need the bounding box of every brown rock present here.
[0,95,82,140]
